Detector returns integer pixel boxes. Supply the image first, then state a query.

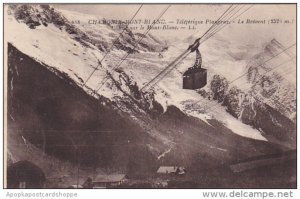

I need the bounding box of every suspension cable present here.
[96,5,172,92]
[188,42,296,109]
[202,5,253,44]
[140,5,252,93]
[83,4,144,86]
[204,56,295,113]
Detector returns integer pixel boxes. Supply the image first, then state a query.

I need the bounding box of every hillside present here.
[5,4,296,188]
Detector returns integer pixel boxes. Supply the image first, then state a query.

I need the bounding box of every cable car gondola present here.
[183,42,207,90]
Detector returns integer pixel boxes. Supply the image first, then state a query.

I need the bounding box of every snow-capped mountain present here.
[5,4,296,187]
[247,39,296,120]
[190,38,296,148]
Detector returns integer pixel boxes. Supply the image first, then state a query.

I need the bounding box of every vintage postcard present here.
[3,3,296,189]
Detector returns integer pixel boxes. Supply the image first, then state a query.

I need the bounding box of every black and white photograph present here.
[2,2,297,190]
